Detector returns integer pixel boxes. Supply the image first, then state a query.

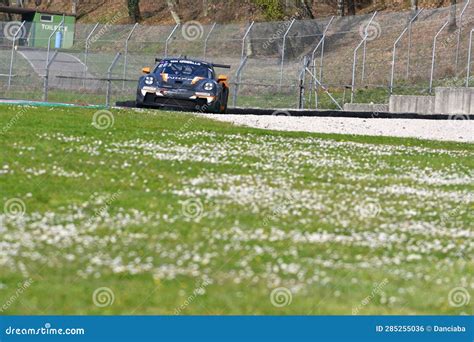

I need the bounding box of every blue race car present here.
[136,57,230,113]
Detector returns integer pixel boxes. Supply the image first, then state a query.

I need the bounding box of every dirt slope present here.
[20,0,458,24]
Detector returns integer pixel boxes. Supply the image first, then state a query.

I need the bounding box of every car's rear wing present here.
[211,63,231,69]
[154,58,230,69]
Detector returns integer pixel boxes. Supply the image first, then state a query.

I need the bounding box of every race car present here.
[136,57,230,113]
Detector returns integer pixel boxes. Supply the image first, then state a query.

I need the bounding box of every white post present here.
[83,23,100,89]
[123,23,139,89]
[279,18,296,88]
[429,20,449,94]
[455,0,471,72]
[8,20,26,90]
[241,21,255,59]
[466,29,474,87]
[164,24,180,57]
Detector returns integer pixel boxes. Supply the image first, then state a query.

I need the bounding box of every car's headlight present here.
[144,76,154,85]
[204,82,214,91]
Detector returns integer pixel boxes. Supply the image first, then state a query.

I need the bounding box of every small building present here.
[0,6,76,48]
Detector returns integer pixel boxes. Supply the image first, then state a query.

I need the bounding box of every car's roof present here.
[158,58,213,67]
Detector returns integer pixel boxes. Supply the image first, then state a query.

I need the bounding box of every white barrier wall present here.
[434,88,474,115]
[389,88,474,115]
[343,103,389,113]
[389,95,435,114]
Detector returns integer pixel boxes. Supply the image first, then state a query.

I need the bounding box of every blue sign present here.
[0,316,472,341]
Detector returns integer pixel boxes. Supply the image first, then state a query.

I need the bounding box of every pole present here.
[319,17,335,84]
[430,20,449,94]
[455,0,471,73]
[361,12,378,84]
[309,16,334,109]
[106,53,122,107]
[241,21,255,59]
[123,23,139,89]
[83,23,100,89]
[279,18,296,88]
[46,17,64,71]
[305,67,342,110]
[43,51,58,102]
[390,9,423,94]
[164,24,180,57]
[351,12,377,103]
[232,56,248,107]
[298,56,309,109]
[466,29,474,87]
[203,22,216,59]
[8,20,26,90]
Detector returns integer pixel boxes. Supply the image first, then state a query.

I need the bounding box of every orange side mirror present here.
[142,67,151,74]
[217,74,228,82]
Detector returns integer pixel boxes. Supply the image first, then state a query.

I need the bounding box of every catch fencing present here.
[0,1,473,109]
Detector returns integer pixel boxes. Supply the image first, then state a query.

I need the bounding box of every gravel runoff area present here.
[201,114,474,143]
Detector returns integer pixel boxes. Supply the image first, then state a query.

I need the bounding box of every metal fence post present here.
[298,56,309,109]
[83,23,100,89]
[8,20,26,90]
[466,29,474,87]
[279,18,296,88]
[361,12,378,84]
[241,21,255,59]
[319,16,334,85]
[232,56,248,107]
[351,12,377,103]
[305,67,342,110]
[390,9,423,94]
[123,23,139,89]
[164,24,180,57]
[406,11,419,79]
[45,17,64,71]
[455,0,471,73]
[429,20,450,94]
[106,53,122,107]
[309,16,334,108]
[203,22,216,59]
[43,51,58,102]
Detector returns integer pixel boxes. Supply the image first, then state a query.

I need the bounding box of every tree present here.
[337,0,344,16]
[347,0,356,16]
[127,0,140,22]
[449,0,457,30]
[298,0,314,19]
[411,0,418,11]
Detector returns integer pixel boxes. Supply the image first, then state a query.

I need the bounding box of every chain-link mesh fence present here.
[0,1,473,109]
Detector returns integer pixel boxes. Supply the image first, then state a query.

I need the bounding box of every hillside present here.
[16,0,461,24]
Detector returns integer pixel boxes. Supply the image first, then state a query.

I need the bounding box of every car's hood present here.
[159,74,207,90]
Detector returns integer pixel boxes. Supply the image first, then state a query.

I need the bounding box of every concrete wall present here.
[343,103,389,113]
[389,88,474,115]
[389,95,435,114]
[434,87,474,115]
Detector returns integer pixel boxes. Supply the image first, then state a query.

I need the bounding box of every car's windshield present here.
[154,60,213,79]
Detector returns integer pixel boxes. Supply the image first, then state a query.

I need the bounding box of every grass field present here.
[0,105,472,315]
